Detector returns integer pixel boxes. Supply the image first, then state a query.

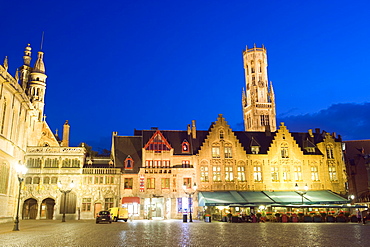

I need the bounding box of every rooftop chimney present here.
[61,120,70,147]
[191,120,196,139]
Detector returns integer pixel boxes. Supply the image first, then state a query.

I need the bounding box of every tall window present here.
[281,143,289,158]
[219,130,224,140]
[147,178,155,189]
[237,166,246,182]
[254,166,262,182]
[161,178,170,189]
[1,100,7,134]
[224,146,232,158]
[95,176,104,184]
[225,166,233,181]
[212,166,221,182]
[182,160,190,168]
[260,115,269,126]
[326,145,334,159]
[105,198,114,210]
[105,176,114,184]
[212,146,220,158]
[0,162,9,194]
[282,166,290,181]
[82,198,91,211]
[294,166,302,181]
[311,166,319,181]
[124,178,133,189]
[328,165,337,181]
[200,166,209,182]
[271,167,279,181]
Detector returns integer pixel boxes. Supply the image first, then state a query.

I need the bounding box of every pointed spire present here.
[33,51,45,73]
[23,44,32,66]
[3,56,8,71]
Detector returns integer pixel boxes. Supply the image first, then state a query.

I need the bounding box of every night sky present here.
[1,0,370,152]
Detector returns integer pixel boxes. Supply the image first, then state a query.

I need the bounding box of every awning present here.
[197,190,350,207]
[122,197,140,204]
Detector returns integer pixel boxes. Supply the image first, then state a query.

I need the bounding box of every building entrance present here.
[23,198,38,219]
[41,198,55,219]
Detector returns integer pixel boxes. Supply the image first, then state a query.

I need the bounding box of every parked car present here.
[96,210,112,224]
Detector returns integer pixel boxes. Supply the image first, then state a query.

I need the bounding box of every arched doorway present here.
[22,198,38,219]
[41,198,55,219]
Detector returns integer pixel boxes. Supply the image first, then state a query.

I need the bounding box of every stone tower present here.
[20,44,47,121]
[242,45,276,132]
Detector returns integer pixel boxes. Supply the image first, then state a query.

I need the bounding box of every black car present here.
[96,210,112,224]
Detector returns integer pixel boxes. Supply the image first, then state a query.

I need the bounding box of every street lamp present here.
[58,180,74,222]
[295,183,308,204]
[13,163,28,231]
[182,182,197,222]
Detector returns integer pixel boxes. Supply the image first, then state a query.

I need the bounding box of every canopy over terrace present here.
[198,191,354,207]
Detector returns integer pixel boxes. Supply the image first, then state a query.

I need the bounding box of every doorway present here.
[41,198,55,219]
[23,198,38,219]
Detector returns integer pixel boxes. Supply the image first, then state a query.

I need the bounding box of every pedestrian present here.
[357,210,362,223]
[362,210,368,225]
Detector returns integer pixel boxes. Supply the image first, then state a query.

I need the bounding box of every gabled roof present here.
[113,136,142,173]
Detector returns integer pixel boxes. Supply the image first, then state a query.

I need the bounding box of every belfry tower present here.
[242,45,276,132]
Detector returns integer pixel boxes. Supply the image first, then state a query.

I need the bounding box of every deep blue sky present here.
[1,0,370,151]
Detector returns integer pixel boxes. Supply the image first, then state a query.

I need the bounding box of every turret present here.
[61,120,70,147]
[28,50,47,121]
[19,44,32,90]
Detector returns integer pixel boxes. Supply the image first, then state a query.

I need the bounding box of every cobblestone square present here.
[1,220,370,247]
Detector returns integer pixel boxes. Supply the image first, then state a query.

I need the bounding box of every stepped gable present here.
[113,135,142,172]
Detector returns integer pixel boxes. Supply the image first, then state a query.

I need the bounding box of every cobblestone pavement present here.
[0,220,370,247]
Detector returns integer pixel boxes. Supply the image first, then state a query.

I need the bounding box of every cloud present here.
[277,102,370,141]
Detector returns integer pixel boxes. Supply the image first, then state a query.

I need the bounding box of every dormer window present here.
[182,140,189,153]
[251,146,260,154]
[125,156,134,170]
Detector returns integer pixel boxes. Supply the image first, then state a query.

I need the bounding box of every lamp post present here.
[295,183,308,204]
[13,163,28,231]
[58,180,74,222]
[182,182,197,222]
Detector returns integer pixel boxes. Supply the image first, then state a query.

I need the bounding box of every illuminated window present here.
[225,166,233,181]
[1,99,6,134]
[326,145,334,159]
[0,162,9,194]
[182,160,190,168]
[82,198,91,211]
[212,166,221,182]
[311,166,319,181]
[254,166,262,182]
[212,146,220,158]
[271,167,279,181]
[200,166,209,182]
[282,167,290,181]
[161,178,170,189]
[124,178,133,189]
[147,178,155,189]
[329,165,337,181]
[224,146,232,158]
[237,166,246,182]
[260,115,269,126]
[182,140,189,153]
[281,143,289,158]
[294,166,302,181]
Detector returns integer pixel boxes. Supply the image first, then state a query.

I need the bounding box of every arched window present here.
[326,145,334,159]
[281,143,289,158]
[219,130,224,140]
